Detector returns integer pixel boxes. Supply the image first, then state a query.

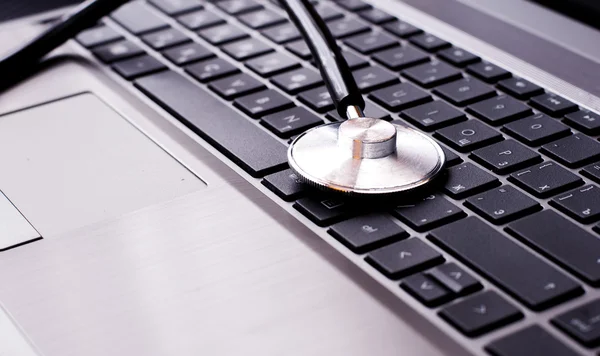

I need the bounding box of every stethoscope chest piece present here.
[288,114,445,196]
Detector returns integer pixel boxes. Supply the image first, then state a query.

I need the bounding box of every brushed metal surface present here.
[289,121,445,195]
[0,93,205,237]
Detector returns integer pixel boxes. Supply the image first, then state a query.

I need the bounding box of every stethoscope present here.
[0,0,446,197]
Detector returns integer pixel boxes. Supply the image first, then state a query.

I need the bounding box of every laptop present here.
[0,0,599,355]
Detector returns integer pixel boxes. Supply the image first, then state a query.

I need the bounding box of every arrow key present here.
[366,238,444,279]
[439,291,523,337]
[401,273,452,307]
[428,262,482,296]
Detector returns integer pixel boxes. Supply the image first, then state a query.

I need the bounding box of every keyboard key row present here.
[401,262,483,307]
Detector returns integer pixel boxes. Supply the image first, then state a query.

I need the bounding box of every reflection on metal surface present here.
[288,121,445,195]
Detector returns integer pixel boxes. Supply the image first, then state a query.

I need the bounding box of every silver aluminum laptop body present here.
[0,0,599,355]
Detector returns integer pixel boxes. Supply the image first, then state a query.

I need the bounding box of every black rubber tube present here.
[0,0,129,90]
[280,0,365,118]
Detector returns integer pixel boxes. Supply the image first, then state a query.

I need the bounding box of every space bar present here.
[134,71,288,177]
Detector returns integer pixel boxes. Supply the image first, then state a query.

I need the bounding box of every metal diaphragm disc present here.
[288,122,445,195]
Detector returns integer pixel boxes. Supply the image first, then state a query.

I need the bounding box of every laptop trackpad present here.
[0,93,205,237]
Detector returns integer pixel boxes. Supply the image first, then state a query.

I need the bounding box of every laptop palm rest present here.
[0,93,205,238]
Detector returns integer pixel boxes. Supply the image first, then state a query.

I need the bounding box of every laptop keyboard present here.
[74,0,600,354]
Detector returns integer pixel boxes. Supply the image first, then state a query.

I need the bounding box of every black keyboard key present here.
[209,73,265,100]
[271,67,322,94]
[471,139,542,174]
[177,10,225,30]
[383,20,423,39]
[434,120,503,152]
[91,40,144,63]
[298,86,334,113]
[198,23,249,45]
[76,26,122,48]
[541,134,600,168]
[261,107,323,138]
[401,274,452,307]
[366,238,444,279]
[135,71,287,177]
[358,8,395,25]
[238,9,286,29]
[335,0,371,11]
[234,90,294,118]
[429,217,584,310]
[353,66,399,92]
[294,196,353,226]
[401,100,466,131]
[582,163,600,184]
[216,0,262,15]
[486,325,580,356]
[344,32,398,54]
[530,93,578,117]
[394,194,466,232]
[433,77,495,107]
[439,291,523,337]
[369,82,431,111]
[326,100,391,122]
[341,50,369,70]
[510,328,584,356]
[372,46,429,71]
[503,113,571,146]
[112,55,166,79]
[285,40,312,60]
[142,28,190,50]
[443,162,500,199]
[111,2,168,35]
[163,42,214,66]
[437,47,480,67]
[327,18,371,39]
[553,299,600,347]
[246,52,300,77]
[467,61,511,83]
[261,22,301,44]
[509,161,583,198]
[467,95,532,126]
[262,169,307,201]
[465,185,540,224]
[428,262,482,296]
[221,38,274,61]
[402,61,462,88]
[441,145,463,166]
[329,214,408,253]
[551,185,600,223]
[409,33,450,52]
[148,0,202,15]
[564,110,600,135]
[497,77,543,100]
[185,57,240,83]
[313,3,344,22]
[508,210,600,285]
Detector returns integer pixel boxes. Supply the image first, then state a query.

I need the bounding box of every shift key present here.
[429,217,583,311]
[135,71,287,177]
